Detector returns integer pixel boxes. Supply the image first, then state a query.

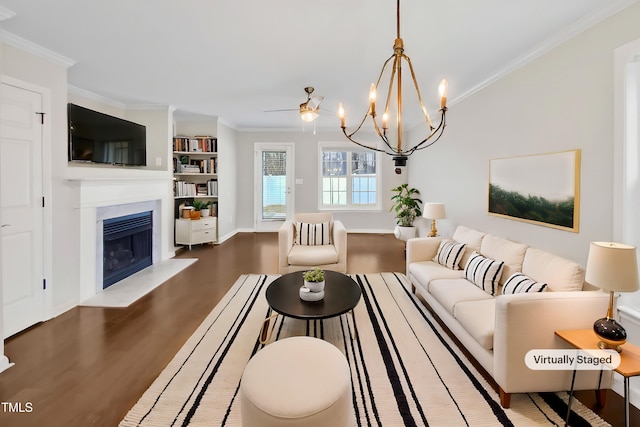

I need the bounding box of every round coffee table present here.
[261,270,361,342]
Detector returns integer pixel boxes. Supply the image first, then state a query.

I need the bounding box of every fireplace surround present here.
[73,177,174,303]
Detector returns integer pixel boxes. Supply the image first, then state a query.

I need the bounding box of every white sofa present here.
[278,213,347,274]
[406,225,611,408]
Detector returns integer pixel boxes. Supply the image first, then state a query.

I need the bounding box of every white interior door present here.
[254,143,294,231]
[1,82,44,338]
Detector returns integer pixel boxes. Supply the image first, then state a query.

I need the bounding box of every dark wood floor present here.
[0,232,636,426]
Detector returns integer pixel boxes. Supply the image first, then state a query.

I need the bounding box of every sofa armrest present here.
[332,220,347,265]
[493,290,611,393]
[406,236,442,275]
[278,221,295,270]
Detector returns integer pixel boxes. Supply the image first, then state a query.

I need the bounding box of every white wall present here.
[235,128,404,232]
[408,1,640,266]
[216,120,238,241]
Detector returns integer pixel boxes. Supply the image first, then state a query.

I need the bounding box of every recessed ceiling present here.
[0,0,636,130]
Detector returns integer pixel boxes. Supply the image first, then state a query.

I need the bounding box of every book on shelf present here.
[174,181,196,197]
[177,163,200,173]
[208,179,218,196]
[173,136,217,153]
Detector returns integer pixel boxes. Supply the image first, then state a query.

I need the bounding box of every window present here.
[320,143,380,210]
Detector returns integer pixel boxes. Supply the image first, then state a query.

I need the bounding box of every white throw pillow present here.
[433,238,466,270]
[502,272,547,294]
[295,222,331,246]
[464,251,504,296]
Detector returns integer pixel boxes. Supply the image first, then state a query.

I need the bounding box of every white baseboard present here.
[0,355,14,374]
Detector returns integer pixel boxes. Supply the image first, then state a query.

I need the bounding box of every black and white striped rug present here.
[120,273,609,426]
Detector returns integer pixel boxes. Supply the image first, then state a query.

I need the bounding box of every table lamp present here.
[585,242,639,352]
[423,203,446,237]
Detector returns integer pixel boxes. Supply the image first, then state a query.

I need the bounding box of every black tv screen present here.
[68,103,147,166]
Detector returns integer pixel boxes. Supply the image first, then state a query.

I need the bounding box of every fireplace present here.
[102,211,153,289]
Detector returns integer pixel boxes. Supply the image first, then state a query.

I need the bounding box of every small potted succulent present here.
[303,268,325,293]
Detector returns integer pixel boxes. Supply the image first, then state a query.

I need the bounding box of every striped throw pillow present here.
[295,222,332,246]
[464,251,504,296]
[433,238,466,270]
[502,273,547,294]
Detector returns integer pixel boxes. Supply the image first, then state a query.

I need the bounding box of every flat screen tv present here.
[68,103,147,166]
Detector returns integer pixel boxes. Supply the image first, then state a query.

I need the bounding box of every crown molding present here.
[67,85,125,109]
[0,29,75,68]
[452,0,639,106]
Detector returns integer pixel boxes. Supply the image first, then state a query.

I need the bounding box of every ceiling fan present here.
[266,87,325,122]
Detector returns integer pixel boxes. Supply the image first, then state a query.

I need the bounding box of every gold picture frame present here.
[488,149,580,232]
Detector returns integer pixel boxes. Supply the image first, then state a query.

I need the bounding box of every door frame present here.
[1,75,53,335]
[254,142,295,232]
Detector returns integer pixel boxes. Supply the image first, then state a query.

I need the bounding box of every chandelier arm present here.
[341,128,392,154]
[404,109,447,155]
[403,53,433,130]
[382,55,399,121]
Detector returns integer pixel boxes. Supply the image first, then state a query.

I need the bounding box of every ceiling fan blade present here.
[264,108,298,113]
[307,95,324,110]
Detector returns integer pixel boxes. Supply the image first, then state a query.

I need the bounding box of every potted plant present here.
[390,183,422,241]
[190,199,207,220]
[200,200,212,217]
[303,268,325,293]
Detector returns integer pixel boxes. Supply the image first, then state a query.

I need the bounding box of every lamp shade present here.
[585,242,640,292]
[423,203,446,220]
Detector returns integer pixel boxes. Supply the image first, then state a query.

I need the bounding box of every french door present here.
[254,143,294,231]
[1,81,45,338]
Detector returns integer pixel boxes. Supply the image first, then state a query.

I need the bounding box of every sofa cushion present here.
[502,272,547,294]
[522,247,585,291]
[452,226,487,269]
[454,299,496,350]
[429,278,494,315]
[480,234,528,285]
[433,239,466,270]
[288,244,338,265]
[409,261,464,292]
[464,252,504,296]
[295,222,331,245]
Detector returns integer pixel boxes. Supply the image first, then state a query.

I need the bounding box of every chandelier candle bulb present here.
[338,103,345,128]
[439,79,448,108]
[369,83,377,115]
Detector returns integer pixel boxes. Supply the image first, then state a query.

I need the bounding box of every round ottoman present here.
[240,336,352,427]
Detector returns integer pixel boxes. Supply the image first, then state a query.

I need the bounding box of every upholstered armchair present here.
[278,213,347,274]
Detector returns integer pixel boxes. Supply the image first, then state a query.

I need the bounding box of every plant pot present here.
[200,208,210,217]
[189,210,201,220]
[182,207,193,219]
[304,280,325,293]
[394,225,416,242]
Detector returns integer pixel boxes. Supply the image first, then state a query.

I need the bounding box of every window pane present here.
[351,151,376,175]
[323,151,347,176]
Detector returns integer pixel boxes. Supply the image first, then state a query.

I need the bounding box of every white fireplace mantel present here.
[70,177,175,302]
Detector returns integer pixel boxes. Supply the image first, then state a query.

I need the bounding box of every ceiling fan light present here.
[301,109,319,122]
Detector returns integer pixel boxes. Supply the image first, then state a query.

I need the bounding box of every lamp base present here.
[593,317,627,353]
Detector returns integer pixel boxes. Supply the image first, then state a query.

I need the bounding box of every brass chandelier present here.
[338,0,448,170]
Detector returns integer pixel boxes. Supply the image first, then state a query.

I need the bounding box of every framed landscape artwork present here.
[488,149,580,232]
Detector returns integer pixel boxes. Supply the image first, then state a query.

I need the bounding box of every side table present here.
[555,329,640,427]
